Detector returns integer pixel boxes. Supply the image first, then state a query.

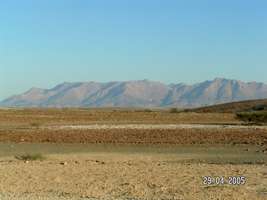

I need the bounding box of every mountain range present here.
[1,78,267,108]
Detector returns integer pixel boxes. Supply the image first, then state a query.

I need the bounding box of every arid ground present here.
[0,108,266,200]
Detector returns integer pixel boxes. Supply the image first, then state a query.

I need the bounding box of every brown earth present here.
[0,127,266,146]
[0,108,237,127]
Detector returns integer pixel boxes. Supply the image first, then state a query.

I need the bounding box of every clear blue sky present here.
[1,0,267,100]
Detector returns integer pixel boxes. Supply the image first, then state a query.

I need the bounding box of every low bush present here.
[143,109,153,112]
[251,104,267,111]
[15,153,45,161]
[169,108,179,113]
[236,111,267,123]
[30,122,41,128]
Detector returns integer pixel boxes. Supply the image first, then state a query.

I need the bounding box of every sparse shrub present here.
[236,111,267,124]
[15,153,45,161]
[252,104,267,111]
[169,108,179,113]
[30,122,41,128]
[144,109,153,112]
[183,109,191,112]
[257,187,267,195]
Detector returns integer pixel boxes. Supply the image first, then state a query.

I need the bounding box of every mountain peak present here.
[213,77,228,82]
[25,87,44,94]
[1,79,267,108]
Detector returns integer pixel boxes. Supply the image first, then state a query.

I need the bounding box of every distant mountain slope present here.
[1,78,267,108]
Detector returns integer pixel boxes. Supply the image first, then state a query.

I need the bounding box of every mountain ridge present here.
[1,78,267,108]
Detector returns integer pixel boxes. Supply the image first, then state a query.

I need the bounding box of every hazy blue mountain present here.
[1,78,267,108]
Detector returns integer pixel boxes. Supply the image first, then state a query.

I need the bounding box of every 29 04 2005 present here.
[202,176,246,185]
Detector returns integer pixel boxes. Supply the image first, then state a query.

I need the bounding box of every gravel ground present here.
[0,154,266,200]
[0,193,139,200]
[53,124,267,130]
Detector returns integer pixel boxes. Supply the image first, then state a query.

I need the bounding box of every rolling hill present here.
[187,98,267,113]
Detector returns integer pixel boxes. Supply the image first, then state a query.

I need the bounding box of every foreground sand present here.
[0,153,266,200]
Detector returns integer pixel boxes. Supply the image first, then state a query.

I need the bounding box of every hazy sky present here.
[1,0,267,100]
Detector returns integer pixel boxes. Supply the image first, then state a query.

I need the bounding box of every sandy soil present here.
[0,153,266,200]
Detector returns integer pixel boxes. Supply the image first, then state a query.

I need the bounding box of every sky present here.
[0,0,267,100]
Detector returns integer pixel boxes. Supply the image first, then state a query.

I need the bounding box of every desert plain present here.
[0,108,266,200]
